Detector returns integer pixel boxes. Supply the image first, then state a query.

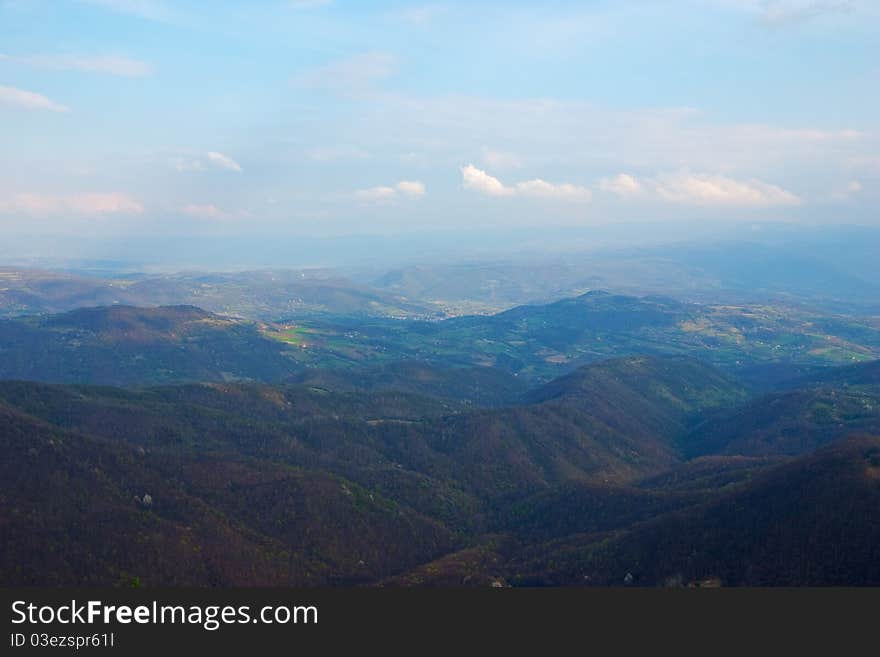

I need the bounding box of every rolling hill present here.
[0,400,457,586]
[283,291,880,380]
[682,385,880,457]
[0,305,300,385]
[509,436,880,586]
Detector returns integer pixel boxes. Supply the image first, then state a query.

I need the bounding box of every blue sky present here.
[1,0,878,255]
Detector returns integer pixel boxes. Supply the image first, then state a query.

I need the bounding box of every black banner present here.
[2,588,877,654]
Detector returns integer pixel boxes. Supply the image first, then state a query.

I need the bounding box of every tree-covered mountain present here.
[0,401,456,586]
[507,436,880,586]
[2,352,879,586]
[0,305,299,385]
[789,359,880,389]
[681,386,880,457]
[290,360,528,407]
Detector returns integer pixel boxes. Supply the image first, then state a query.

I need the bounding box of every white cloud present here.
[653,172,801,206]
[514,178,592,201]
[601,171,802,207]
[0,85,69,112]
[461,164,591,201]
[0,53,153,77]
[395,180,426,197]
[294,53,395,96]
[206,151,243,172]
[356,180,426,201]
[600,173,643,198]
[0,192,143,216]
[461,164,515,197]
[606,171,801,207]
[356,186,397,201]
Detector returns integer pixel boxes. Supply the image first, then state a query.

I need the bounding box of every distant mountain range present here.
[2,292,877,387]
[0,267,435,320]
[5,232,880,323]
[372,234,880,313]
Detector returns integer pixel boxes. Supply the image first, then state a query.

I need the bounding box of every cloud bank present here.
[461,165,592,201]
[356,180,426,201]
[601,172,802,207]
